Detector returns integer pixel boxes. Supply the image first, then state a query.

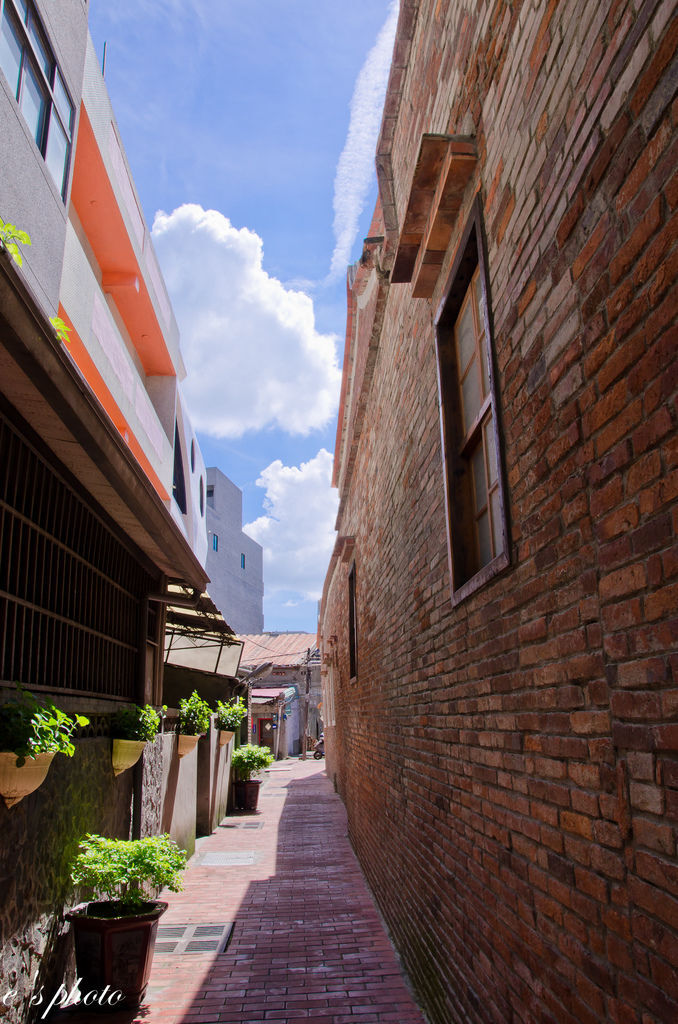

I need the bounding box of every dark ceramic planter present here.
[233,778,262,811]
[66,900,167,1008]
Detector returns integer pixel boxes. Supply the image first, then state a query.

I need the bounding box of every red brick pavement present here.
[56,758,426,1023]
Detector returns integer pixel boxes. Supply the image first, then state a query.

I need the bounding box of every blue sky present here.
[88,0,399,632]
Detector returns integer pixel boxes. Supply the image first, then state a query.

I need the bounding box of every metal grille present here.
[0,410,153,698]
[199,851,259,866]
[155,923,233,955]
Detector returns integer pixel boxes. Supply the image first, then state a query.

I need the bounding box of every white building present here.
[205,467,264,634]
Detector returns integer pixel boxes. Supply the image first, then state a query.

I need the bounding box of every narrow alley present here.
[58,759,426,1024]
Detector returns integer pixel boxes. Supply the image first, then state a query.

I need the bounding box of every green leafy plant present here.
[177,690,211,736]
[112,704,165,742]
[0,217,31,267]
[70,833,186,914]
[49,315,72,344]
[0,685,89,766]
[231,743,274,781]
[214,696,247,731]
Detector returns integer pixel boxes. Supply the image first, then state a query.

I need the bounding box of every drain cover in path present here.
[218,820,263,829]
[155,922,234,955]
[200,850,260,866]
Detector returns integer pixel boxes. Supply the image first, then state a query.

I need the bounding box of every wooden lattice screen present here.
[0,409,153,699]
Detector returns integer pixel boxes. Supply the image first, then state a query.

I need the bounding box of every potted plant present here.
[0,686,89,807]
[110,704,165,775]
[176,690,211,757]
[214,695,247,746]
[68,833,186,1007]
[231,743,274,811]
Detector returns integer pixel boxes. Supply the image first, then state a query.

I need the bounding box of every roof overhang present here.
[164,589,242,676]
[0,253,208,588]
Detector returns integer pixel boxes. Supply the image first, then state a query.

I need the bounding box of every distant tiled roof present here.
[251,686,297,705]
[238,633,318,669]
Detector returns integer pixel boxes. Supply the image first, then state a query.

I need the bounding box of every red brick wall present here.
[320,1,678,1022]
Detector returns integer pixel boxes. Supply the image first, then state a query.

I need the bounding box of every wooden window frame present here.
[348,561,357,681]
[434,198,510,605]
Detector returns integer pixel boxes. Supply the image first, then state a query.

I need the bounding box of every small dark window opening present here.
[190,438,195,472]
[212,534,218,552]
[172,422,187,515]
[348,562,357,680]
[435,198,509,602]
[240,553,246,570]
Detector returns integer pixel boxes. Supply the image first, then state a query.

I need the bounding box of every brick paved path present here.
[58,758,425,1024]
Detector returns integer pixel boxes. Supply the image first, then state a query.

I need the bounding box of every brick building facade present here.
[319,2,678,1022]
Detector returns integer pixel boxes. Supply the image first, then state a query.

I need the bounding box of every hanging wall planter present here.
[110,704,164,776]
[177,733,201,758]
[214,696,247,747]
[0,686,89,808]
[177,691,211,758]
[112,739,146,776]
[0,751,55,808]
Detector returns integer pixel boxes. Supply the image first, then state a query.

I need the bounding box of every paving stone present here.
[56,759,425,1024]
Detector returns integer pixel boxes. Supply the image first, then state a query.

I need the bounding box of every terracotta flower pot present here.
[67,900,167,1008]
[177,733,201,758]
[218,729,234,747]
[0,751,55,808]
[111,739,146,776]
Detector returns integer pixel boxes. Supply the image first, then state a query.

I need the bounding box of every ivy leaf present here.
[50,316,72,344]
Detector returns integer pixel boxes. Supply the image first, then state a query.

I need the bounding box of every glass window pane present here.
[490,487,503,557]
[53,68,72,132]
[473,270,484,324]
[484,416,498,485]
[477,511,492,568]
[455,294,475,375]
[19,58,47,146]
[479,332,490,396]
[27,14,50,77]
[461,357,481,433]
[0,8,22,97]
[45,111,67,193]
[472,444,487,514]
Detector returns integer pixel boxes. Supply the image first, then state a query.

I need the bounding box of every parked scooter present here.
[313,734,325,759]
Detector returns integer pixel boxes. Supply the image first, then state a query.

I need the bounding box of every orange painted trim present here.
[71,105,176,377]
[57,305,170,502]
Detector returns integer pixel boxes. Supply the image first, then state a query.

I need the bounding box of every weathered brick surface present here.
[321,1,678,1022]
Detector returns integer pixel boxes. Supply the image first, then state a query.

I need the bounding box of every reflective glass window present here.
[0,7,22,96]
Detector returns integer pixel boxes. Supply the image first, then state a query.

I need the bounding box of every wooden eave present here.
[391,134,477,298]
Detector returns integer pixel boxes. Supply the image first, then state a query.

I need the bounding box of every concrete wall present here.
[205,467,264,633]
[320,2,678,1023]
[197,726,233,836]
[147,719,232,857]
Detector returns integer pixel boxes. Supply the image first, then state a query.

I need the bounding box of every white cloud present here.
[244,450,338,603]
[328,0,399,280]
[151,204,341,438]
